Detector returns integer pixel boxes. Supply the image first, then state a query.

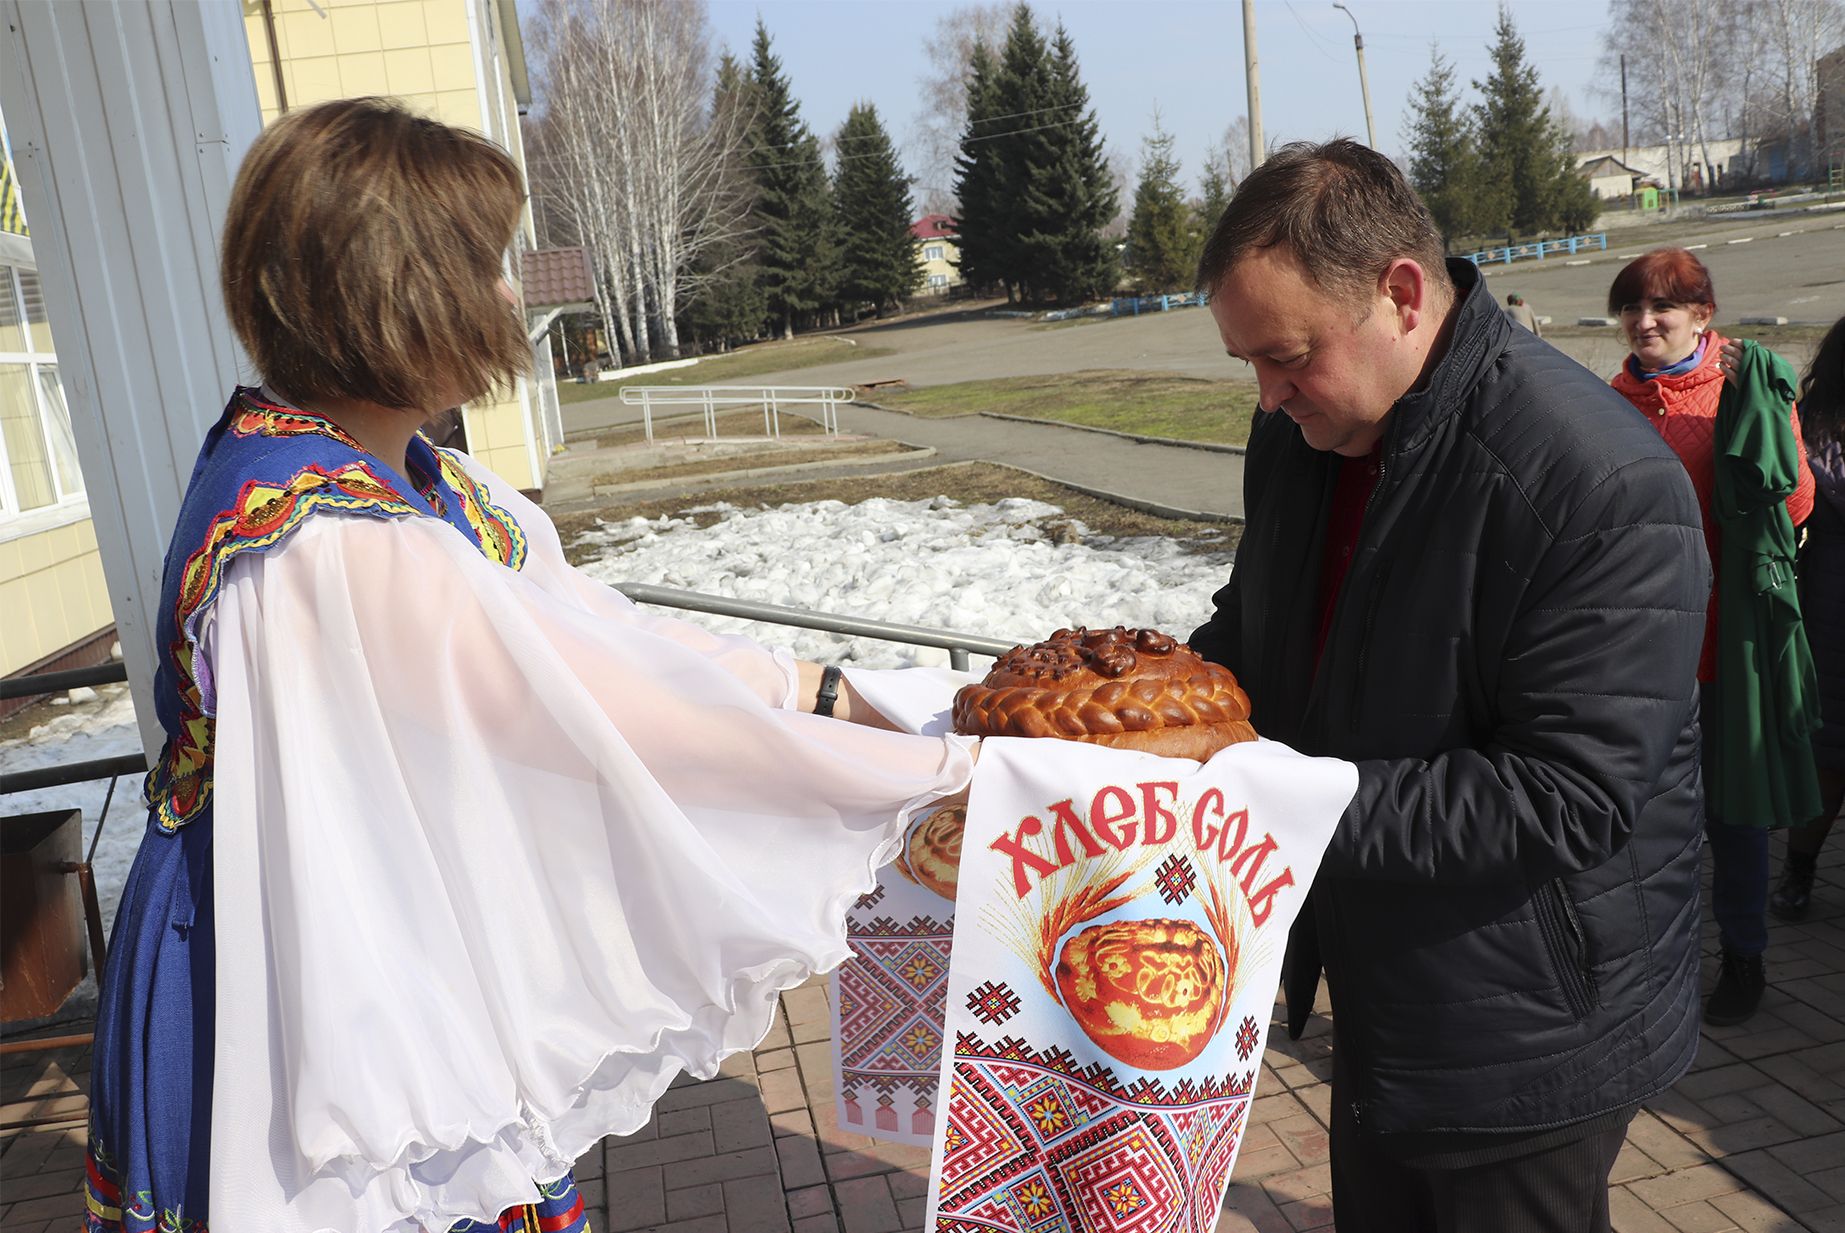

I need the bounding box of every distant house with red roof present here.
[911,213,962,295]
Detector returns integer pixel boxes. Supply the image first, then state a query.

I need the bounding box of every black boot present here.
[1705,951,1766,1026]
[1770,857,1817,922]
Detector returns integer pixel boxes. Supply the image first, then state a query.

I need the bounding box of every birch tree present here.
[525,0,753,363]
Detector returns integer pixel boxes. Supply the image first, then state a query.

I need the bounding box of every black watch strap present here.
[814,664,844,717]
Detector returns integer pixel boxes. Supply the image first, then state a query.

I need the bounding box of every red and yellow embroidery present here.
[226,390,367,451]
[436,447,528,570]
[144,461,423,831]
[144,397,530,832]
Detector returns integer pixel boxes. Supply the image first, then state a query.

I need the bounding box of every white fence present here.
[618,385,855,443]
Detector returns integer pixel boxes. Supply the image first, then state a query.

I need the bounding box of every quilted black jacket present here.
[1191,261,1709,1137]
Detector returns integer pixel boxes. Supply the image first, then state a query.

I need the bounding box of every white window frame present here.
[928,273,948,288]
[0,252,87,538]
[924,244,944,261]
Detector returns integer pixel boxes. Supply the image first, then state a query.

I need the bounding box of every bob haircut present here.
[220,97,529,411]
[1606,248,1717,317]
[1195,138,1453,308]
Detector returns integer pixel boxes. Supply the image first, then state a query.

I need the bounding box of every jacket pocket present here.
[1534,878,1598,1020]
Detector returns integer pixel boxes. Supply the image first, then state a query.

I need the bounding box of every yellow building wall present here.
[918,236,963,291]
[3,0,541,681]
[243,0,541,492]
[0,518,111,676]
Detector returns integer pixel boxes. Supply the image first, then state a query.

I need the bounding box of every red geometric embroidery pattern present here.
[1154,854,1197,905]
[838,909,953,1141]
[967,980,1023,1027]
[1234,1015,1260,1063]
[936,1035,1253,1233]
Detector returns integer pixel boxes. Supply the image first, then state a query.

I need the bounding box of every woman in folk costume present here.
[85,97,976,1233]
[1607,247,1818,1028]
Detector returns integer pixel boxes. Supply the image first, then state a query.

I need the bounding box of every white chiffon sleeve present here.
[205,511,974,1233]
[455,450,802,709]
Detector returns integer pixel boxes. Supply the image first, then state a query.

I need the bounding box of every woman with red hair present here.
[1608,247,1815,1027]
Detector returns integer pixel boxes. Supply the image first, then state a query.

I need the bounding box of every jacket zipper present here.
[1536,879,1598,1019]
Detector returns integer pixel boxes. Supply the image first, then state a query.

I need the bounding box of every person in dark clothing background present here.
[1188,140,1709,1233]
[1774,314,1845,919]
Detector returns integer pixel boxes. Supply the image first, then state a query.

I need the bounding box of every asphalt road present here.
[1476,209,1845,328]
[563,216,1845,445]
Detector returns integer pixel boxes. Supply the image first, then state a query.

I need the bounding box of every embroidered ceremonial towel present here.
[927,735,1354,1233]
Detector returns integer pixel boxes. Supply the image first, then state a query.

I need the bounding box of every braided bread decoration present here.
[953,627,1257,761]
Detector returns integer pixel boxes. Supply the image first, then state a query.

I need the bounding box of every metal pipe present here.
[0,1032,93,1056]
[67,862,109,978]
[258,0,288,115]
[2,753,149,795]
[2,660,129,700]
[613,583,1017,658]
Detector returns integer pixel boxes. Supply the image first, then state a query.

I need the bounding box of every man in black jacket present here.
[1190,140,1708,1231]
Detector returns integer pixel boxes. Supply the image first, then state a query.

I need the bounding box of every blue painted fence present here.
[1106,290,1210,318]
[1462,232,1608,266]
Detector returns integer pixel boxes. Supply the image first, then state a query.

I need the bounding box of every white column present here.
[0,0,261,756]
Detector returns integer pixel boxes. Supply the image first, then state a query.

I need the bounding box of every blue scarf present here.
[1627,334,1710,382]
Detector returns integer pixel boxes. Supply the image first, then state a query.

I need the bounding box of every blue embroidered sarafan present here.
[85,389,582,1233]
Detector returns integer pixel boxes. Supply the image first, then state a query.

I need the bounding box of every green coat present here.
[1709,339,1822,828]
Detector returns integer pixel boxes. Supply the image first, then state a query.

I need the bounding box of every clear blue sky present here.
[524,1,1618,201]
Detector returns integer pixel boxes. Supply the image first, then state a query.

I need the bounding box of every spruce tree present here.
[1125,115,1194,293]
[1473,7,1554,234]
[832,103,922,316]
[951,39,1008,295]
[1197,157,1232,236]
[1403,47,1484,243]
[684,53,767,349]
[983,9,1117,304]
[745,20,832,338]
[1038,22,1118,302]
[988,5,1056,300]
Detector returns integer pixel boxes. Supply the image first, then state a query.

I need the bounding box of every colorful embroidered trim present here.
[436,447,529,571]
[228,390,368,452]
[144,462,423,831]
[83,1140,586,1233]
[83,1141,207,1233]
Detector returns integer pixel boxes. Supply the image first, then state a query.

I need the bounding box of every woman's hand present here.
[1719,339,1744,385]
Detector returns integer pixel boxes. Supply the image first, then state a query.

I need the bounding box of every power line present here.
[737,112,1091,174]
[739,100,1084,156]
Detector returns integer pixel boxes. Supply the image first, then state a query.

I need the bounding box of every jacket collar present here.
[1382,259,1513,456]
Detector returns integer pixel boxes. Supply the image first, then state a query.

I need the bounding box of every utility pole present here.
[1620,53,1630,166]
[1332,3,1376,148]
[1243,0,1264,171]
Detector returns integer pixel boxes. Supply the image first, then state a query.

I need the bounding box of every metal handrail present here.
[618,385,855,441]
[2,583,1015,795]
[1,661,128,701]
[614,582,1017,669]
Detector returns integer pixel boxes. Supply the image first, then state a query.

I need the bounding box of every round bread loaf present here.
[897,805,964,900]
[1053,917,1228,1069]
[952,627,1256,759]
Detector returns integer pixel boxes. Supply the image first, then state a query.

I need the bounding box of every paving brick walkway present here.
[5,835,1837,1232]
